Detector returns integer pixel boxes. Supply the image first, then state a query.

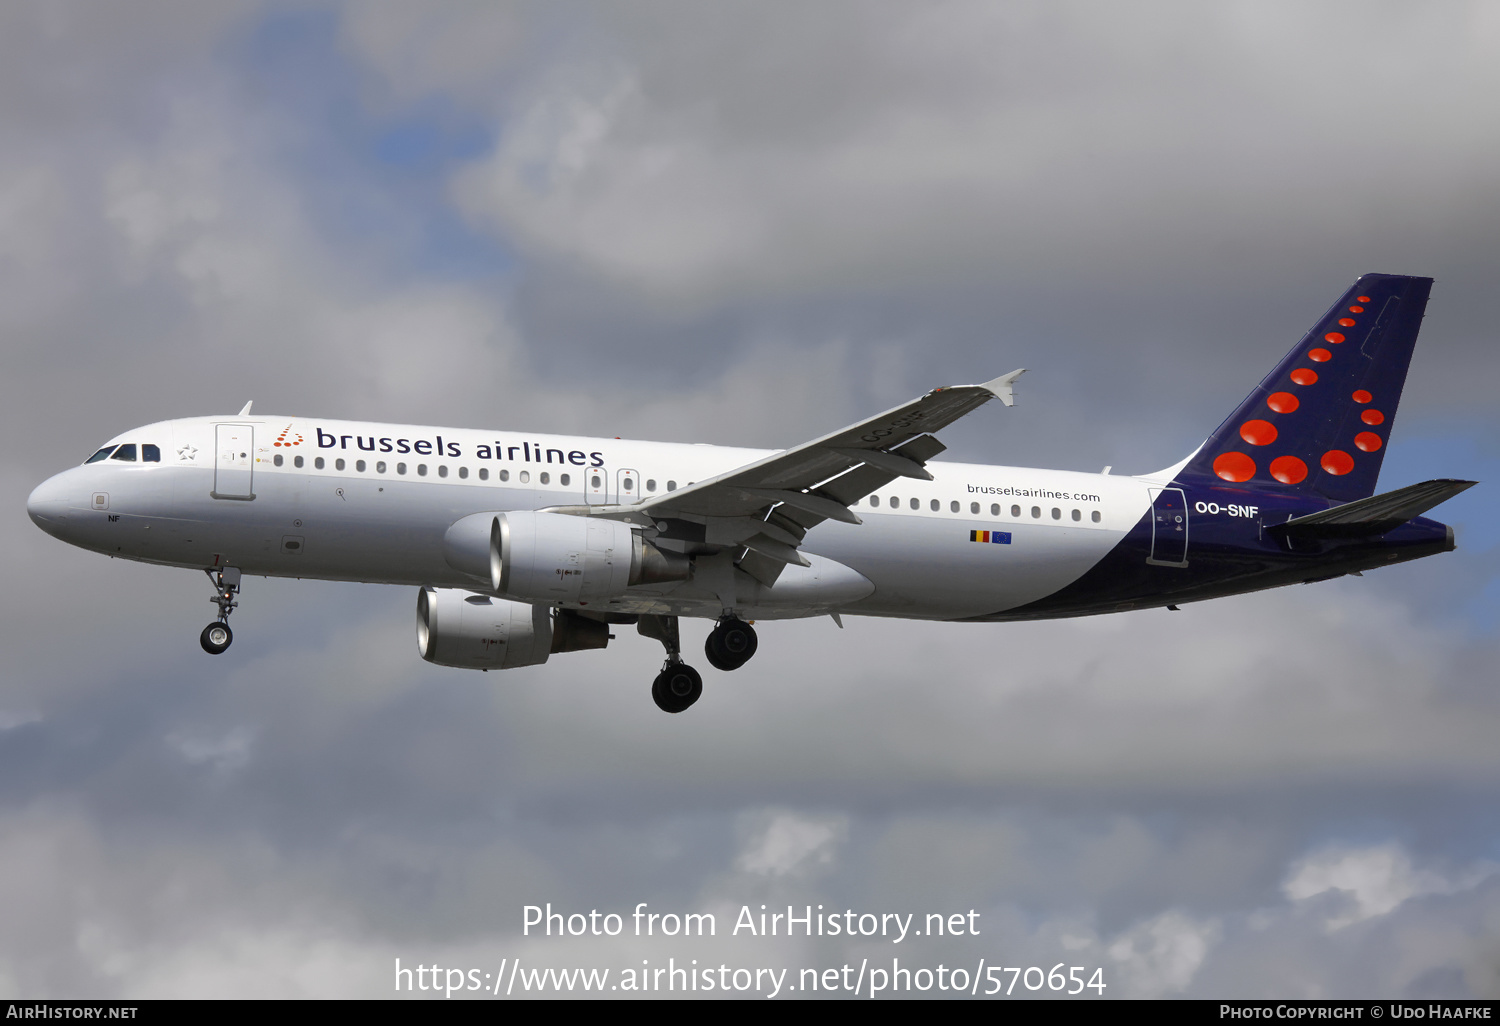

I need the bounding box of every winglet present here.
[237,401,254,416]
[980,368,1026,407]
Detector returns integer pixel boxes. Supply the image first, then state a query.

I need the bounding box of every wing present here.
[591,369,1025,586]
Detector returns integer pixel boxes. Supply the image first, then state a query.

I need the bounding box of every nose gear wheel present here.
[199,567,241,655]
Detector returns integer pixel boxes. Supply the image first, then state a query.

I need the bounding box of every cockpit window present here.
[110,444,138,462]
[85,446,116,464]
[142,444,160,462]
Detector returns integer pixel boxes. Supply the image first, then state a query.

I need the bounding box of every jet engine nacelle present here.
[416,586,552,670]
[442,510,690,604]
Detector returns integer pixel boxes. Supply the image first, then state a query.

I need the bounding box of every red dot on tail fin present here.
[1321,450,1355,475]
[1270,456,1308,484]
[1240,420,1277,446]
[1354,432,1382,452]
[1213,452,1256,482]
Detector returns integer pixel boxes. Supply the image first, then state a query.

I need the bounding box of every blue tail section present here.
[1177,273,1432,503]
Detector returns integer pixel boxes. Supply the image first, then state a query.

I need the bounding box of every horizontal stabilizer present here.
[1269,479,1476,539]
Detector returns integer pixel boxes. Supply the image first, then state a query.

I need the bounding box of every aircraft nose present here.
[26,473,75,534]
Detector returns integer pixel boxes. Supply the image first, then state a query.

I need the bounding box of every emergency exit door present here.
[585,465,608,505]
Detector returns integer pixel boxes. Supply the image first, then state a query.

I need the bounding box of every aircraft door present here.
[617,469,639,505]
[585,466,608,505]
[1147,487,1188,566]
[213,424,255,500]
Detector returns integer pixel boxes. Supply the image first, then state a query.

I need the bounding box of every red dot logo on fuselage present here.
[273,425,304,448]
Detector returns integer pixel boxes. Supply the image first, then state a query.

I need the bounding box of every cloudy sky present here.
[4,0,1500,999]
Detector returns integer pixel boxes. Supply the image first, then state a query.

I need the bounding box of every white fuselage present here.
[27,415,1157,622]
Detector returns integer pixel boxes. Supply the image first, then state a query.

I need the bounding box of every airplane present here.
[26,274,1474,713]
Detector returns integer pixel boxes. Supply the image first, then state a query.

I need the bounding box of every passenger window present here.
[929,499,939,512]
[417,464,427,476]
[951,501,960,513]
[294,455,304,468]
[1011,505,1021,517]
[315,457,325,470]
[396,463,407,475]
[274,454,284,467]
[376,461,386,473]
[438,465,448,478]
[519,471,530,484]
[1071,509,1080,521]
[1031,506,1041,518]
[870,495,880,507]
[667,481,677,491]
[85,446,116,464]
[1092,510,1101,523]
[910,498,919,510]
[1051,507,1061,520]
[459,467,468,479]
[647,479,657,492]
[889,496,899,509]
[499,469,509,481]
[356,460,366,472]
[479,468,489,481]
[622,477,633,492]
[539,472,550,485]
[110,444,137,462]
[560,474,570,486]
[143,444,161,463]
[973,502,982,515]
[335,458,345,471]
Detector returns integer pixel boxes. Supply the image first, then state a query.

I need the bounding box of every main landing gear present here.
[638,614,702,714]
[705,616,758,672]
[636,614,761,713]
[200,567,241,655]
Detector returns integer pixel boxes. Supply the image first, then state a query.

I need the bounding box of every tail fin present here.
[1178,273,1433,502]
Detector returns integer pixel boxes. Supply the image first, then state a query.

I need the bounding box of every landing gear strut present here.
[638,614,702,713]
[200,567,241,655]
[705,616,758,671]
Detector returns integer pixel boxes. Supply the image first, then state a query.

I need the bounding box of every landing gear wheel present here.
[200,622,233,655]
[651,663,703,713]
[705,618,758,671]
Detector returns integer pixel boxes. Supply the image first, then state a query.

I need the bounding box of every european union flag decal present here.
[969,530,1012,544]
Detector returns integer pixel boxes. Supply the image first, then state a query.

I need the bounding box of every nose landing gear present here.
[200,567,241,655]
[705,616,757,671]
